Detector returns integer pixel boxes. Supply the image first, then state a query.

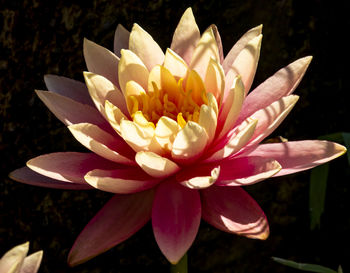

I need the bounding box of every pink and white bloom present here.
[0,242,43,273]
[10,8,346,265]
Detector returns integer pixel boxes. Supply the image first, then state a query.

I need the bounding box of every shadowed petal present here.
[68,190,154,266]
[237,56,312,124]
[84,168,160,194]
[114,24,130,57]
[245,140,347,176]
[27,152,118,183]
[171,7,200,64]
[0,242,28,273]
[176,164,220,189]
[44,74,94,106]
[129,23,164,70]
[201,186,269,239]
[163,48,188,80]
[152,181,201,264]
[209,25,224,64]
[83,38,120,87]
[20,251,43,273]
[10,167,92,190]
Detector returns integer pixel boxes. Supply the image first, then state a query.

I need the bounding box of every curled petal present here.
[9,167,92,190]
[245,140,347,176]
[176,164,220,189]
[104,100,129,136]
[83,38,119,87]
[44,74,94,106]
[154,116,180,152]
[152,181,201,264]
[84,168,159,194]
[114,24,130,57]
[129,23,164,70]
[27,152,117,183]
[201,186,269,239]
[171,7,200,64]
[68,190,154,266]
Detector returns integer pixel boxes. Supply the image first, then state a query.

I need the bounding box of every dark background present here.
[1,0,349,272]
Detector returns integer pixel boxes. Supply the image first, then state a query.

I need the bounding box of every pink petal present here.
[9,167,92,190]
[114,24,130,57]
[68,190,154,266]
[44,74,94,106]
[20,251,43,273]
[170,7,200,64]
[84,168,160,194]
[201,186,269,239]
[26,152,117,183]
[152,181,201,264]
[35,90,110,130]
[244,140,347,176]
[83,38,120,87]
[236,56,312,125]
[216,156,281,186]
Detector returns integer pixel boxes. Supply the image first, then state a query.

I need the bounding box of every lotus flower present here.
[0,242,43,273]
[10,8,346,265]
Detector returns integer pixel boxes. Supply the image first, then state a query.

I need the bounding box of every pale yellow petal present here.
[204,58,225,107]
[163,48,188,80]
[179,166,220,189]
[198,104,217,145]
[125,81,147,115]
[104,100,128,135]
[185,70,206,105]
[155,116,181,151]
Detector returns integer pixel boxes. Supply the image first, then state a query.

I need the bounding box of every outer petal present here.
[114,24,130,57]
[245,140,347,176]
[68,190,154,266]
[9,167,92,190]
[171,7,200,65]
[44,74,94,106]
[223,24,263,73]
[216,157,281,186]
[20,251,43,273]
[35,90,109,129]
[83,38,120,87]
[152,181,201,264]
[201,186,269,239]
[84,168,159,194]
[68,123,135,165]
[209,25,224,64]
[237,56,313,124]
[26,152,117,183]
[0,242,28,273]
[135,151,180,178]
[129,23,164,70]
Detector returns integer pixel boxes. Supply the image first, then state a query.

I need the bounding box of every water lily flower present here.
[0,242,43,273]
[10,8,346,265]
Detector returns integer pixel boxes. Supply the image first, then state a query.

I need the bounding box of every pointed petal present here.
[198,103,217,145]
[248,95,299,146]
[185,69,207,105]
[84,72,128,117]
[223,25,263,73]
[229,34,262,94]
[245,140,347,176]
[83,38,119,87]
[204,58,225,107]
[104,100,129,135]
[84,168,159,194]
[20,251,43,273]
[171,7,200,64]
[35,90,108,129]
[171,121,208,164]
[176,164,220,189]
[9,167,92,190]
[189,27,220,79]
[216,157,281,186]
[217,75,245,140]
[201,186,269,239]
[44,74,94,106]
[237,56,313,124]
[152,181,201,264]
[209,25,224,64]
[206,118,257,162]
[114,24,130,57]
[0,242,28,273]
[68,190,154,266]
[26,152,117,183]
[163,48,188,80]
[129,23,164,70]
[68,123,135,165]
[118,49,149,95]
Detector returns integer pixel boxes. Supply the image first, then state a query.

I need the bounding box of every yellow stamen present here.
[177,113,187,128]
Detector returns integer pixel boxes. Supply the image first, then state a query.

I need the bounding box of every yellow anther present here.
[133,111,155,129]
[192,110,200,123]
[177,113,187,128]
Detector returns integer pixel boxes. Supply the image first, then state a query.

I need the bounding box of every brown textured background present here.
[1,0,349,272]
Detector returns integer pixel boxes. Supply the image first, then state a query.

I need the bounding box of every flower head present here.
[0,242,43,273]
[10,8,346,265]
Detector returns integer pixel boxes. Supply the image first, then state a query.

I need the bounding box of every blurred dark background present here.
[1,0,349,272]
